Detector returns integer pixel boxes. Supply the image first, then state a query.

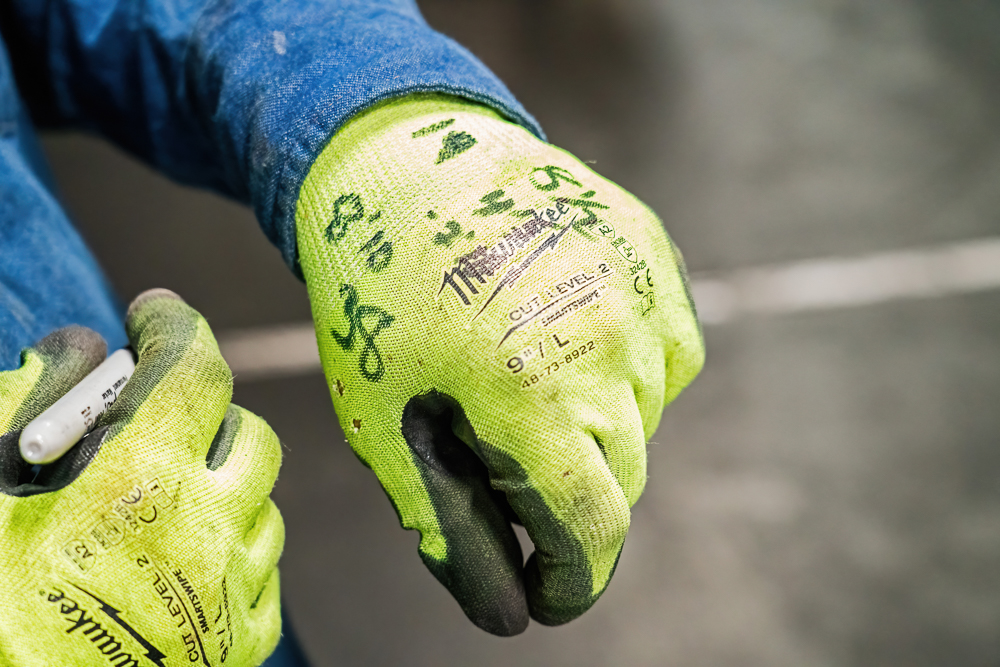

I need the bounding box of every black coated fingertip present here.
[402,390,529,636]
[6,327,109,432]
[524,542,625,627]
[524,552,593,626]
[420,550,529,636]
[110,293,202,425]
[123,288,197,356]
[125,288,185,321]
[32,325,107,368]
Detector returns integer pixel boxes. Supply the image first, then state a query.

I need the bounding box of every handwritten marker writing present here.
[19,348,136,464]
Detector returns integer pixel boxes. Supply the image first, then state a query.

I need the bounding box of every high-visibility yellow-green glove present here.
[296,94,704,636]
[0,290,284,666]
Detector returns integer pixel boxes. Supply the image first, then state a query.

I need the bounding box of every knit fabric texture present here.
[296,94,704,635]
[0,290,284,666]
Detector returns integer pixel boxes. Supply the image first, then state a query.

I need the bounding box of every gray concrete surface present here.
[40,1,1000,664]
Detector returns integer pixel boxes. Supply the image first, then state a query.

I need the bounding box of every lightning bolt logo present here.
[70,584,167,667]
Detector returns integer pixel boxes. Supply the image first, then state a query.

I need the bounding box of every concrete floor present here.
[40,1,1000,665]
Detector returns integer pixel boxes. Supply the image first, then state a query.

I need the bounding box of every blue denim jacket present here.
[0,0,542,370]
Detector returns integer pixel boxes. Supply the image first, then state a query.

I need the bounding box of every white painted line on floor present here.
[218,236,1000,379]
[690,237,1000,324]
[219,323,321,381]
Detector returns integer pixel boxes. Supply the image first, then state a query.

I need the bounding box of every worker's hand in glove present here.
[296,95,704,636]
[0,289,284,666]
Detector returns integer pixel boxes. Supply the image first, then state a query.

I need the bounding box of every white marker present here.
[19,348,136,464]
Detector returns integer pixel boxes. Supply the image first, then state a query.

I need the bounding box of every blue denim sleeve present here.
[0,39,127,371]
[2,0,543,278]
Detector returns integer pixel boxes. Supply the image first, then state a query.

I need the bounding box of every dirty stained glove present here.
[296,95,704,635]
[0,289,284,666]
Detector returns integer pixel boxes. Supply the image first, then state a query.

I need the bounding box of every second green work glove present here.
[0,290,284,666]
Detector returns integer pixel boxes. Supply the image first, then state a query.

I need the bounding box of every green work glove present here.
[0,290,284,666]
[296,95,703,635]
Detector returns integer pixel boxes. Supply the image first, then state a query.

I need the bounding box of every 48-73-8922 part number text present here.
[509,341,596,389]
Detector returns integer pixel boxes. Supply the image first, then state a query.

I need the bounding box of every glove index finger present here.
[105,289,232,458]
[477,427,631,627]
[400,390,529,637]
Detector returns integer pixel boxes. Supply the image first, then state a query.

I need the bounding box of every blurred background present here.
[39,0,1000,664]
